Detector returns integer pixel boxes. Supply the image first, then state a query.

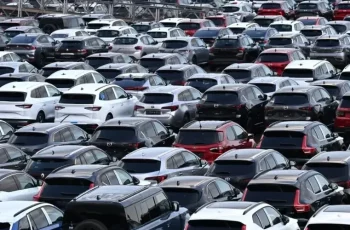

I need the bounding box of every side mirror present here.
[329,182,338,190]
[168,129,174,135]
[5,40,9,44]
[247,133,254,140]
[258,94,267,100]
[132,176,140,185]
[281,215,289,225]
[80,23,85,28]
[331,132,339,138]
[171,201,180,211]
[289,160,296,167]
[200,159,207,167]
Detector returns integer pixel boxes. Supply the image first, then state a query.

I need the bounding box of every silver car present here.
[300,25,337,43]
[134,85,201,129]
[118,147,209,184]
[96,63,148,81]
[0,62,38,75]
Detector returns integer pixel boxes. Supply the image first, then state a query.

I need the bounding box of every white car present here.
[0,82,61,128]
[96,26,138,43]
[159,18,186,28]
[0,62,38,75]
[227,22,260,34]
[85,19,128,35]
[305,205,350,229]
[187,201,300,230]
[269,20,304,35]
[55,83,138,128]
[0,51,22,62]
[50,29,90,42]
[45,70,108,92]
[147,27,186,43]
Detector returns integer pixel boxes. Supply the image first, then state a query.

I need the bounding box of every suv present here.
[227,22,260,34]
[177,19,215,36]
[258,1,294,19]
[310,34,350,68]
[206,14,240,27]
[63,185,188,230]
[84,19,128,35]
[206,148,293,190]
[252,15,286,27]
[295,1,333,21]
[310,79,350,101]
[265,33,310,57]
[193,27,233,48]
[334,92,350,138]
[300,25,337,43]
[269,20,304,35]
[248,77,301,97]
[258,121,343,167]
[4,26,44,39]
[96,26,137,43]
[0,18,39,31]
[147,27,186,43]
[305,205,350,229]
[334,2,350,20]
[222,63,274,83]
[243,27,278,48]
[155,64,206,86]
[37,14,84,34]
[185,73,236,93]
[173,120,255,163]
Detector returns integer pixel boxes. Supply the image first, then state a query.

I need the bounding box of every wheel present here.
[74,219,108,230]
[183,113,190,126]
[105,114,113,121]
[36,112,45,123]
[192,56,197,65]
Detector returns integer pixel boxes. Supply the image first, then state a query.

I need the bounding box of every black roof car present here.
[310,79,350,100]
[327,21,350,34]
[85,53,133,69]
[37,14,85,34]
[41,62,94,77]
[295,1,334,21]
[8,123,89,156]
[0,73,46,87]
[159,176,242,214]
[63,185,188,230]
[0,144,30,170]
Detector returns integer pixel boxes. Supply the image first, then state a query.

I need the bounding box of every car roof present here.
[310,79,347,86]
[261,48,296,54]
[271,32,299,38]
[115,73,156,79]
[142,53,177,59]
[270,20,300,25]
[251,169,308,184]
[33,145,90,159]
[148,27,177,32]
[145,86,189,94]
[48,165,106,178]
[163,37,192,42]
[254,15,283,19]
[225,63,261,69]
[88,19,124,24]
[0,73,36,79]
[302,25,327,30]
[216,149,271,161]
[327,21,350,25]
[178,19,209,23]
[156,64,193,71]
[249,77,290,84]
[307,151,350,164]
[276,85,319,93]
[97,63,137,70]
[159,18,186,23]
[47,70,96,79]
[285,60,327,70]
[51,29,86,34]
[227,22,258,28]
[13,33,43,38]
[66,83,110,94]
[61,36,92,42]
[267,121,317,131]
[0,82,50,92]
[317,34,344,39]
[124,147,181,160]
[188,73,231,80]
[43,62,83,68]
[159,176,216,188]
[100,117,153,127]
[0,62,25,68]
[206,84,249,92]
[182,120,230,130]
[197,27,222,31]
[87,53,123,58]
[5,26,36,31]
[0,169,18,178]
[244,27,271,31]
[16,123,71,133]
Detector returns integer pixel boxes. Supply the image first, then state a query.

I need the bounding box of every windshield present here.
[147,32,167,38]
[119,159,161,173]
[223,69,250,79]
[254,18,274,27]
[0,92,26,101]
[298,19,318,26]
[140,93,174,104]
[271,93,308,105]
[60,41,83,49]
[97,69,122,80]
[330,24,347,34]
[41,178,91,198]
[337,4,350,9]
[85,57,112,68]
[340,96,350,108]
[46,79,75,89]
[42,68,65,77]
[0,78,21,87]
[207,18,225,27]
[162,40,188,49]
[10,36,36,44]
[113,37,138,45]
[90,127,136,143]
[194,29,220,37]
[315,39,340,47]
[298,3,318,9]
[26,158,71,173]
[131,24,151,33]
[0,67,14,75]
[261,131,304,148]
[268,38,292,45]
[156,70,184,83]
[188,220,244,230]
[87,23,110,30]
[201,91,239,104]
[59,94,95,104]
[9,132,49,145]
[257,53,289,62]
[245,184,297,204]
[176,130,222,145]
[301,29,322,37]
[162,188,200,206]
[51,33,69,39]
[229,27,245,34]
[282,69,313,78]
[208,160,255,176]
[178,23,201,30]
[261,3,281,8]
[112,78,146,89]
[270,24,292,32]
[140,58,165,69]
[251,83,276,93]
[223,6,240,12]
[304,163,348,180]
[4,31,22,39]
[244,30,267,38]
[214,39,239,48]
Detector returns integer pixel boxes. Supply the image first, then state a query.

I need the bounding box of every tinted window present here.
[270,24,292,32]
[338,3,350,9]
[42,68,65,77]
[9,132,49,145]
[147,32,167,38]
[214,39,239,48]
[112,78,146,89]
[97,69,122,80]
[176,130,221,145]
[207,18,225,27]
[298,19,318,26]
[201,91,238,104]
[298,3,318,9]
[244,30,267,38]
[193,30,220,37]
[29,209,49,229]
[16,173,35,189]
[90,127,136,143]
[0,67,15,75]
[301,29,322,36]
[223,69,250,79]
[0,78,23,87]
[96,30,119,38]
[330,24,347,34]
[208,160,255,176]
[140,93,174,104]
[59,94,95,104]
[113,37,138,45]
[59,41,83,49]
[161,41,188,49]
[140,58,165,69]
[304,163,348,180]
[0,92,26,102]
[245,184,297,204]
[132,24,151,33]
[10,36,37,43]
[282,69,313,78]
[26,158,71,174]
[271,93,308,105]
[43,206,63,224]
[156,70,184,83]
[120,159,160,173]
[261,3,281,8]
[18,217,30,230]
[307,224,350,230]
[185,78,217,92]
[261,131,304,148]
[257,53,289,62]
[315,39,340,47]
[162,188,200,206]
[41,178,91,197]
[268,38,292,45]
[85,58,112,68]
[51,34,69,39]
[340,96,350,108]
[254,18,274,27]
[251,83,276,93]
[188,220,243,230]
[0,176,18,192]
[178,23,201,30]
[223,6,240,12]
[320,85,339,98]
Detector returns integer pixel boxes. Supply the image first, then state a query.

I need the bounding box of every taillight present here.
[131,143,139,149]
[162,105,179,111]
[338,181,350,189]
[27,45,36,50]
[184,224,189,230]
[238,47,245,52]
[294,189,311,213]
[302,135,317,155]
[84,106,101,111]
[265,106,273,111]
[242,188,247,201]
[145,175,168,183]
[124,86,148,91]
[135,46,143,50]
[299,106,313,111]
[210,146,224,153]
[55,106,65,110]
[89,183,95,189]
[33,182,46,201]
[78,49,87,54]
[134,105,144,111]
[337,110,345,117]
[305,227,309,230]
[15,104,32,109]
[241,225,247,230]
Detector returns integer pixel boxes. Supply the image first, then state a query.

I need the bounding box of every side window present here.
[6,147,23,162]
[105,170,120,185]
[100,174,110,185]
[319,88,331,101]
[190,88,201,100]
[114,87,128,99]
[181,151,199,166]
[61,128,74,142]
[53,132,62,142]
[114,169,133,185]
[84,73,95,83]
[253,213,262,228]
[226,127,236,141]
[256,209,272,229]
[272,152,287,166]
[208,182,220,198]
[312,125,325,140]
[308,176,321,194]
[245,87,256,100]
[28,208,49,229]
[70,126,86,140]
[82,151,96,164]
[260,159,268,171]
[166,157,176,169]
[103,87,117,100]
[19,65,28,72]
[93,150,109,162]
[215,179,232,196]
[93,73,105,83]
[0,148,9,163]
[154,192,171,214]
[42,206,63,225]
[173,153,185,168]
[265,154,277,169]
[153,121,167,135]
[313,90,322,102]
[232,125,246,139]
[15,173,35,189]
[125,205,141,228]
[264,207,282,225]
[315,174,330,191]
[320,125,332,138]
[0,176,18,192]
[141,122,157,137]
[18,216,30,230]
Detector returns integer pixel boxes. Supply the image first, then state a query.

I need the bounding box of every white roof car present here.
[0,51,22,62]
[269,20,304,35]
[227,22,259,34]
[55,83,138,127]
[45,70,107,92]
[0,62,38,75]
[50,29,90,41]
[147,27,186,43]
[97,26,138,43]
[159,18,187,28]
[188,201,299,230]
[85,19,128,35]
[305,205,350,228]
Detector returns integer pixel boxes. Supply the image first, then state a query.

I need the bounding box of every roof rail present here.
[50,163,75,174]
[14,203,42,217]
[312,204,328,218]
[95,84,109,92]
[243,202,265,215]
[118,186,149,202]
[194,201,217,213]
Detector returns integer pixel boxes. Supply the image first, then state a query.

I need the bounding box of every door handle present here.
[191,170,195,173]
[178,172,183,176]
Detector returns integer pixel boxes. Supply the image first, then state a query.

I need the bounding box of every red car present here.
[177,19,216,36]
[173,120,256,164]
[334,92,350,138]
[334,2,350,20]
[258,1,294,19]
[296,16,328,25]
[255,48,306,76]
[206,14,240,27]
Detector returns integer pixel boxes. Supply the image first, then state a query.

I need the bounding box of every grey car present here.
[0,62,38,75]
[300,25,337,43]
[118,147,209,184]
[96,63,148,81]
[134,86,202,129]
[4,26,44,40]
[158,37,209,65]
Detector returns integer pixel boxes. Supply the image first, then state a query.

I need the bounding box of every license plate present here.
[71,121,78,124]
[62,53,74,55]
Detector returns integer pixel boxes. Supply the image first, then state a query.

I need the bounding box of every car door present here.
[311,125,332,152]
[307,175,328,209]
[0,175,20,201]
[214,179,238,200]
[250,86,268,124]
[46,84,61,115]
[113,86,134,116]
[4,147,27,170]
[42,205,64,229]
[31,86,54,120]
[319,88,338,125]
[319,124,341,151]
[232,125,254,148]
[13,173,40,200]
[92,149,111,165]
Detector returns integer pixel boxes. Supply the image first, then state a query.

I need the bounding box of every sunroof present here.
[207,202,255,209]
[324,205,350,213]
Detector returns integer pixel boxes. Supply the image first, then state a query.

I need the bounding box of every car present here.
[0,51,22,62]
[327,21,350,34]
[305,205,350,229]
[4,33,58,68]
[300,25,337,43]
[50,28,90,41]
[0,73,46,87]
[0,144,29,170]
[41,62,94,77]
[147,27,186,43]
[84,18,128,35]
[85,53,134,69]
[258,1,294,19]
[209,35,262,69]
[206,14,240,27]
[310,80,350,101]
[243,27,278,48]
[295,1,333,21]
[159,17,186,27]
[255,48,306,76]
[63,185,188,230]
[334,92,350,138]
[185,73,236,93]
[269,20,304,35]
[159,176,242,214]
[296,16,329,26]
[176,19,216,36]
[55,83,137,131]
[257,121,344,167]
[139,53,188,73]
[0,120,14,143]
[334,1,350,20]
[187,201,300,230]
[156,64,206,86]
[54,36,109,62]
[96,26,138,43]
[38,14,85,34]
[0,18,39,31]
[75,3,108,14]
[227,22,260,34]
[223,63,274,83]
[248,77,301,97]
[193,27,234,48]
[252,15,286,27]
[339,64,350,81]
[310,34,350,68]
[87,117,176,159]
[0,201,63,230]
[45,70,107,92]
[96,63,148,81]
[109,34,160,60]
[4,26,44,39]
[242,170,345,227]
[25,145,112,179]
[81,13,115,25]
[131,21,164,33]
[0,62,38,75]
[222,3,257,22]
[8,123,89,156]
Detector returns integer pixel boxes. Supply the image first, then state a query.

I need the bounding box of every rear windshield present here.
[0,223,10,230]
[245,184,297,204]
[90,127,136,143]
[261,3,281,8]
[223,6,240,12]
[140,58,165,69]
[9,132,49,145]
[340,72,350,81]
[120,159,161,173]
[112,78,146,89]
[0,78,21,87]
[4,31,22,39]
[268,38,292,45]
[271,93,309,105]
[59,94,95,104]
[282,69,313,78]
[177,23,201,30]
[85,57,112,68]
[42,68,65,77]
[229,28,245,34]
[186,78,217,89]
[330,24,347,34]
[254,18,274,27]
[340,96,350,108]
[315,39,340,47]
[201,91,239,104]
[147,32,167,38]
[260,131,304,148]
[162,188,200,206]
[9,36,36,44]
[301,29,322,37]
[306,224,350,230]
[244,30,267,38]
[0,92,26,101]
[96,30,119,38]
[214,39,239,48]
[45,79,75,89]
[156,70,184,83]
[223,69,250,79]
[113,37,138,45]
[207,18,225,27]
[41,178,91,198]
[257,53,289,62]
[161,41,188,49]
[188,220,243,230]
[270,24,292,32]
[0,67,14,75]
[321,85,339,98]
[337,4,350,9]
[26,158,71,173]
[131,24,151,33]
[0,22,21,30]
[304,163,348,180]
[251,83,276,93]
[140,93,174,104]
[87,23,109,30]
[97,69,122,80]
[298,3,318,9]
[208,160,255,176]
[298,19,317,26]
[176,130,222,145]
[51,34,69,39]
[194,30,220,37]
[60,41,83,49]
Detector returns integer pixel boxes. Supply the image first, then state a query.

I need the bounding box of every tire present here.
[74,219,108,230]
[106,113,113,121]
[192,56,197,65]
[36,112,45,123]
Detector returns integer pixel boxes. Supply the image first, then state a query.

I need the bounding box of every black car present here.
[196,84,268,133]
[85,53,133,69]
[87,117,176,160]
[8,123,90,156]
[37,14,85,34]
[303,151,350,203]
[159,176,242,214]
[25,145,112,180]
[0,120,14,143]
[185,73,236,93]
[295,1,334,21]
[41,62,94,77]
[222,63,274,83]
[54,36,109,62]
[310,80,350,101]
[140,53,188,73]
[205,148,294,190]
[265,86,338,125]
[243,170,345,226]
[0,73,46,87]
[35,164,141,210]
[258,121,344,167]
[0,144,30,170]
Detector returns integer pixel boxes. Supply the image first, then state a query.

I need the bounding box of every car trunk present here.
[140,58,165,72]
[211,39,241,58]
[156,70,186,85]
[8,132,49,155]
[137,93,176,115]
[56,93,96,120]
[222,69,251,83]
[0,92,28,117]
